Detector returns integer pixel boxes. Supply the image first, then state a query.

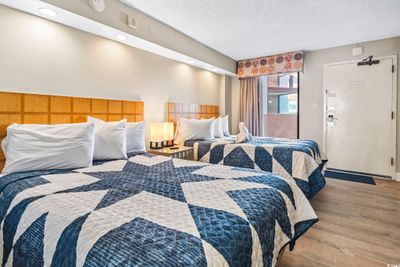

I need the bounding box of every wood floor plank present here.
[279,177,400,267]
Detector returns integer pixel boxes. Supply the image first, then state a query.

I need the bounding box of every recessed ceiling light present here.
[115,34,127,41]
[38,8,57,17]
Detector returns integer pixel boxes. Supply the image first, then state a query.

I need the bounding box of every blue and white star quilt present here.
[0,153,317,267]
[192,136,327,198]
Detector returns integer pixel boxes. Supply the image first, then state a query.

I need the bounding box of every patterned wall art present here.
[237,51,304,78]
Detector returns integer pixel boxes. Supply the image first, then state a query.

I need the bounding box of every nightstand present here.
[148,146,194,160]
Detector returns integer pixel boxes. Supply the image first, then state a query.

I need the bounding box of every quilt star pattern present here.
[0,154,317,267]
[191,136,327,198]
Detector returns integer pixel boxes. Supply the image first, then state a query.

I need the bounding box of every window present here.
[278,93,298,114]
[263,72,299,139]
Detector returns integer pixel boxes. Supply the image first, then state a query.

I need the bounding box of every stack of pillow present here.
[88,117,145,160]
[174,115,230,145]
[1,117,146,174]
[1,115,234,174]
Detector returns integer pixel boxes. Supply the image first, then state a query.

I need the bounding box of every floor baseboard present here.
[396,173,400,182]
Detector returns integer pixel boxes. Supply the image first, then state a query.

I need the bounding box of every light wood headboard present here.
[0,91,144,171]
[167,102,219,130]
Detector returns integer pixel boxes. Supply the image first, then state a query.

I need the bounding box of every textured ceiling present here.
[121,0,400,60]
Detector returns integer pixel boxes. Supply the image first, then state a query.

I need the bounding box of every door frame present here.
[322,55,397,179]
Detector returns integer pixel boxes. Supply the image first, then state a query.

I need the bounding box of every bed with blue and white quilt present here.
[189,136,327,199]
[0,153,317,267]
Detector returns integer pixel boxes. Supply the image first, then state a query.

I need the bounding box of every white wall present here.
[230,37,400,169]
[0,5,221,143]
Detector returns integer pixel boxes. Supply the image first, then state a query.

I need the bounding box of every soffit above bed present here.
[122,0,400,60]
[0,0,236,76]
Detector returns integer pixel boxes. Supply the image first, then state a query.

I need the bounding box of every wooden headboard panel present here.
[167,102,219,130]
[0,91,144,171]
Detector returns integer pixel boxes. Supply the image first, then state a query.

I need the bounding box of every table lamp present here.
[150,122,164,149]
[163,122,175,147]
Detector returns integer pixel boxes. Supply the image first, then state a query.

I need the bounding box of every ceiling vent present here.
[127,15,138,30]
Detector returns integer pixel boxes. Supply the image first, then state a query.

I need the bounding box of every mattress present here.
[0,153,317,267]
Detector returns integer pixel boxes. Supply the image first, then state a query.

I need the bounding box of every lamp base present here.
[150,141,163,149]
[163,140,174,147]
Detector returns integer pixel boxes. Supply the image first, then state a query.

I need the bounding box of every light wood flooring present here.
[279,177,400,267]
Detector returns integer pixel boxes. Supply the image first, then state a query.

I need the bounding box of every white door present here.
[324,57,396,177]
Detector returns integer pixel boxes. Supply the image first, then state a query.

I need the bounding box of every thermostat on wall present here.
[89,0,105,12]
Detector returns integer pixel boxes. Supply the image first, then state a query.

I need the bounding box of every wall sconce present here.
[163,122,175,147]
[150,123,164,149]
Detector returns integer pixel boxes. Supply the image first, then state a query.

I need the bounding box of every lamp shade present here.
[150,123,164,142]
[163,122,174,141]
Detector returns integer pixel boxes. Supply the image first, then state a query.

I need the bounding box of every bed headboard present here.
[167,102,219,130]
[0,91,144,171]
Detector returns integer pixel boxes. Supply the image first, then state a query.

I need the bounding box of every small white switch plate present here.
[352,47,363,56]
[312,103,318,109]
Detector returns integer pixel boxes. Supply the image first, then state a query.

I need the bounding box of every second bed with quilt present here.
[186,136,326,199]
[168,102,326,199]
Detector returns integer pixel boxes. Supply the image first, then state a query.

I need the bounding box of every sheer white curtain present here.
[239,76,265,136]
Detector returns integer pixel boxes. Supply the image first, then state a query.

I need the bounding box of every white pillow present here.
[89,117,146,154]
[126,121,146,153]
[201,117,223,138]
[2,122,95,174]
[88,117,127,160]
[213,117,224,138]
[222,115,230,136]
[174,118,214,145]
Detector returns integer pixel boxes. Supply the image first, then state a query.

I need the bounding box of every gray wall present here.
[0,5,221,142]
[231,37,400,169]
